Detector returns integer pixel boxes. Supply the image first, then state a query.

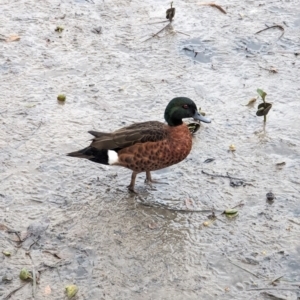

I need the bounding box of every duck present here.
[67,97,211,193]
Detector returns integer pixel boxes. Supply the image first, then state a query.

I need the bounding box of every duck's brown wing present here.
[89,121,168,150]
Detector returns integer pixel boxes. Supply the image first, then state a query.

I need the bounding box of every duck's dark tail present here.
[67,147,110,165]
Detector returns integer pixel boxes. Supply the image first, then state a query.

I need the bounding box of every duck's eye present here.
[182,104,188,109]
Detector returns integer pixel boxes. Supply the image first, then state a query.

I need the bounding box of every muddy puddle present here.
[1,0,300,299]
[180,38,216,63]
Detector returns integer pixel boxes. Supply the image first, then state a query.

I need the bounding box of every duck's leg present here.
[127,172,138,193]
[145,171,154,183]
[145,171,162,184]
[145,171,168,186]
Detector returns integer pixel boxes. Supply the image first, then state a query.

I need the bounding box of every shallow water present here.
[1,0,300,299]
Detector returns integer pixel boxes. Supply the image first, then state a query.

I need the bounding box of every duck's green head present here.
[164,97,211,126]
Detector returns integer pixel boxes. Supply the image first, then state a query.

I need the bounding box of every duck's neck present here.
[165,111,183,127]
[167,119,183,127]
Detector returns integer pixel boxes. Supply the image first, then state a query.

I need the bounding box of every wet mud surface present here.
[1,0,300,299]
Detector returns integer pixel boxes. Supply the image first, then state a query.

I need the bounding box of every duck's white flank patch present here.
[108,150,119,165]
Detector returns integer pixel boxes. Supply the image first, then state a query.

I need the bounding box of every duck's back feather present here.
[89,121,169,150]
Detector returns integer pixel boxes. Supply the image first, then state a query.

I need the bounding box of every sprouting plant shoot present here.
[256,89,272,123]
[166,2,176,22]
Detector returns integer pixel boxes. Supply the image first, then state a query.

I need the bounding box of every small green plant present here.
[55,26,64,33]
[65,285,78,299]
[57,94,66,102]
[19,267,32,280]
[256,89,272,123]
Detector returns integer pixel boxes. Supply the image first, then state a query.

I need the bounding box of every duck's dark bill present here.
[193,111,211,123]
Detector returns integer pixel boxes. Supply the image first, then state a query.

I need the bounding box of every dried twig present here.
[229,201,244,210]
[255,25,284,39]
[199,3,227,14]
[174,30,190,37]
[271,275,284,285]
[258,65,278,73]
[247,287,299,291]
[26,252,37,299]
[138,200,217,213]
[32,268,37,298]
[42,250,62,259]
[228,258,264,279]
[144,23,171,42]
[147,20,169,25]
[39,260,72,271]
[6,229,22,243]
[288,219,300,226]
[202,170,245,181]
[202,170,254,187]
[4,283,30,300]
